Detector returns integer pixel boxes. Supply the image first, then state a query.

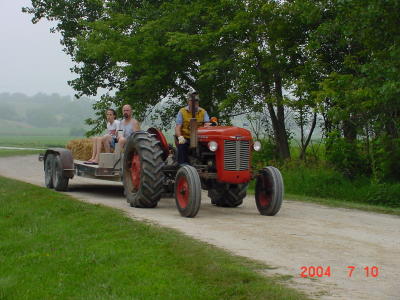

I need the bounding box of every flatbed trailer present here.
[73,159,121,181]
[39,146,123,191]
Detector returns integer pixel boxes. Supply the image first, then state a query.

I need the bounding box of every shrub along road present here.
[0,155,399,300]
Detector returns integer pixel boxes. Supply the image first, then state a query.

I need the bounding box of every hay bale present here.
[66,138,98,161]
[66,137,116,161]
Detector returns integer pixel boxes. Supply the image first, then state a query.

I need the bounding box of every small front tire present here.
[255,166,284,216]
[174,165,201,218]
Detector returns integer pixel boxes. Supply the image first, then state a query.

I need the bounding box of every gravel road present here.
[0,155,399,300]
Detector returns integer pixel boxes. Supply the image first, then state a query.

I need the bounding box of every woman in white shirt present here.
[85,109,120,165]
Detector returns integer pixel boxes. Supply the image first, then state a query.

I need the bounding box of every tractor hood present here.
[198,126,252,140]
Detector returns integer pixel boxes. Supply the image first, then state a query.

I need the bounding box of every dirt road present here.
[0,155,399,299]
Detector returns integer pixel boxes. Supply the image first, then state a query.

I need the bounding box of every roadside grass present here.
[284,193,400,216]
[253,139,400,214]
[0,176,307,300]
[247,167,400,216]
[282,164,400,208]
[0,149,42,157]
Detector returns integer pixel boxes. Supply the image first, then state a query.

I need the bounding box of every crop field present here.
[0,135,77,148]
[0,149,42,157]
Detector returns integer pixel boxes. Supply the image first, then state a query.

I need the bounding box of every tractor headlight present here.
[208,141,218,152]
[253,141,261,151]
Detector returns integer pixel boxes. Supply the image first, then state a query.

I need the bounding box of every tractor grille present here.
[224,140,250,171]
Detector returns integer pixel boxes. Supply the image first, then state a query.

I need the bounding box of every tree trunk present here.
[300,112,317,160]
[254,50,290,160]
[266,103,289,159]
[271,74,290,159]
[343,116,357,143]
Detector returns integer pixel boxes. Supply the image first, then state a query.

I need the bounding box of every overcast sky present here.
[0,0,76,96]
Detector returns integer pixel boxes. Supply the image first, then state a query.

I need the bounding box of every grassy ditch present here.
[251,140,400,214]
[284,194,400,216]
[0,176,307,300]
[247,163,400,215]
[282,164,400,209]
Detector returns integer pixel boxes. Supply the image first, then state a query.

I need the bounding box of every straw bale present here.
[66,137,117,161]
[66,138,93,161]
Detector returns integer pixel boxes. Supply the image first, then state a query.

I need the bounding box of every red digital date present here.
[300,266,331,278]
[347,266,379,277]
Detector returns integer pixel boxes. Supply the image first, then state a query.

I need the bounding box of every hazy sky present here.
[0,0,76,96]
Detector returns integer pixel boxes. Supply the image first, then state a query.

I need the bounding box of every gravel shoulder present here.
[1,155,399,299]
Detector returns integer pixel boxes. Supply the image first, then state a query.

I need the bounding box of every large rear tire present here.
[123,131,165,208]
[45,154,54,188]
[175,165,201,217]
[52,155,69,191]
[255,166,284,216]
[208,183,248,207]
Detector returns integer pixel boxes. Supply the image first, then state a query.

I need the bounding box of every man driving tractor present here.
[175,91,210,165]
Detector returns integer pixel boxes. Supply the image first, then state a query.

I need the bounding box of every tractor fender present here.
[147,127,169,161]
[44,148,74,178]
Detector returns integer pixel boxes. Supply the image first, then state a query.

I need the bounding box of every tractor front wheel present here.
[255,166,284,216]
[174,165,201,217]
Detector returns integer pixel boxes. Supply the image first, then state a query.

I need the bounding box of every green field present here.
[0,120,72,136]
[0,176,307,300]
[0,135,77,148]
[0,149,42,157]
[0,119,84,148]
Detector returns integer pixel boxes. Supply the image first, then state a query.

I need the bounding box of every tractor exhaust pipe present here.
[189,93,198,149]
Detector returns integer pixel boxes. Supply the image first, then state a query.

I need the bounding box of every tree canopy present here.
[25,0,400,180]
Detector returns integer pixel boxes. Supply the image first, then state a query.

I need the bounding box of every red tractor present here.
[41,116,283,218]
[123,121,284,217]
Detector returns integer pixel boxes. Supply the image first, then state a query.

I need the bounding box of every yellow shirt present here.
[179,107,206,138]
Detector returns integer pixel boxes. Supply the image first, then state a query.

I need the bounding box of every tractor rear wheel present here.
[208,183,248,207]
[255,166,284,216]
[174,165,201,217]
[52,155,69,191]
[45,154,54,188]
[123,131,165,208]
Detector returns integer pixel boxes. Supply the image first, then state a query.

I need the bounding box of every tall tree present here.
[307,0,400,179]
[25,0,241,133]
[217,0,321,159]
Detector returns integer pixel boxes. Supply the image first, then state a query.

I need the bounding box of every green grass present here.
[247,163,400,215]
[0,136,77,148]
[0,176,307,300]
[282,164,400,208]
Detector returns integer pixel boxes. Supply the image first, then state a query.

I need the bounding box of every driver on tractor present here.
[175,91,210,165]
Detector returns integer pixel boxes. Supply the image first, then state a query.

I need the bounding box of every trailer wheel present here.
[255,166,284,216]
[208,183,248,207]
[44,154,54,188]
[123,131,165,208]
[52,155,69,191]
[175,165,201,217]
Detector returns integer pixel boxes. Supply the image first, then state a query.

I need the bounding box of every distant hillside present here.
[0,92,95,136]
